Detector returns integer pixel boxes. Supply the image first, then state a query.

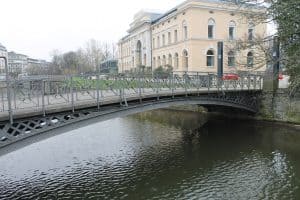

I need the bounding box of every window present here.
[182,50,188,70]
[162,34,165,46]
[162,55,166,66]
[143,54,146,66]
[229,21,236,40]
[157,36,160,48]
[183,21,188,40]
[174,30,178,43]
[208,18,215,39]
[248,29,254,41]
[228,51,235,67]
[168,32,171,44]
[153,38,155,48]
[184,26,188,40]
[247,52,254,67]
[132,57,135,67]
[157,56,161,67]
[168,54,172,66]
[153,57,156,68]
[174,53,179,69]
[207,50,214,67]
[248,23,254,41]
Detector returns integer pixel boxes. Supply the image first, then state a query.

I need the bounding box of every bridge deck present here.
[0,87,260,121]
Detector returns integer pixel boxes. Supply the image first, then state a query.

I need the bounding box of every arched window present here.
[174,53,179,69]
[228,51,235,67]
[157,56,161,67]
[182,21,188,40]
[247,52,254,68]
[208,18,215,39]
[207,50,214,67]
[168,54,172,66]
[153,57,156,68]
[162,55,166,66]
[248,23,255,41]
[182,50,188,70]
[229,21,236,40]
[136,40,142,67]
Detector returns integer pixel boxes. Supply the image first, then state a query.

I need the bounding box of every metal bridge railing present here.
[0,71,263,124]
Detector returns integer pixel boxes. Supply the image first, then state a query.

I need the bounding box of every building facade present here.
[118,10,162,73]
[8,51,28,75]
[0,43,8,75]
[118,0,267,73]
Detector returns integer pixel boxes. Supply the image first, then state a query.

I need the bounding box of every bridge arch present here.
[0,91,260,155]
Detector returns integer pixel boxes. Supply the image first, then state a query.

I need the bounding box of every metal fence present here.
[0,72,263,124]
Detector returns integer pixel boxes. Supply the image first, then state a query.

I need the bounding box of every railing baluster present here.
[171,72,174,98]
[97,74,100,110]
[70,76,75,113]
[42,80,46,117]
[7,75,13,124]
[156,76,159,100]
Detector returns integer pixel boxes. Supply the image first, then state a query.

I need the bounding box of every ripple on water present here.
[0,115,300,199]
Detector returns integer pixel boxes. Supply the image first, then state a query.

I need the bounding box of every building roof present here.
[151,0,266,25]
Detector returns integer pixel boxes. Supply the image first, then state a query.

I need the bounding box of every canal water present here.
[0,109,299,199]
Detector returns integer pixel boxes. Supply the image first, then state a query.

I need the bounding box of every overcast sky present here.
[0,0,183,60]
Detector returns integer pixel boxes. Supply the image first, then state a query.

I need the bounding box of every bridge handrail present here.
[0,71,263,124]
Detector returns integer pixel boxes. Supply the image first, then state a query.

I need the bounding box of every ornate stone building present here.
[118,10,162,73]
[118,0,267,73]
[0,43,8,75]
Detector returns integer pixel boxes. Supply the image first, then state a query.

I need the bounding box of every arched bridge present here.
[0,72,263,151]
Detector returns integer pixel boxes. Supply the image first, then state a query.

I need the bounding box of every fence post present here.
[208,73,210,92]
[138,73,142,103]
[96,74,100,110]
[197,72,200,96]
[156,76,159,100]
[184,72,188,97]
[247,74,251,90]
[171,72,174,99]
[70,76,75,113]
[42,80,46,117]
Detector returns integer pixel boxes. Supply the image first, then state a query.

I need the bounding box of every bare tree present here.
[48,39,118,75]
[84,39,104,72]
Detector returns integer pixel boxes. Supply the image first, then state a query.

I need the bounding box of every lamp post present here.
[0,56,13,124]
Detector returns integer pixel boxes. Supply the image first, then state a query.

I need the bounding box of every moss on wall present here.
[258,89,300,124]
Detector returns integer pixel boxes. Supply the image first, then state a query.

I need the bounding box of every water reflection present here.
[0,110,299,199]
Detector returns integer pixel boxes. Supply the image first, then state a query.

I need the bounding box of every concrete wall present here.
[258,90,300,124]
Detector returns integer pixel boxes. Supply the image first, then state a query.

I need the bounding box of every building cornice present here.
[127,21,151,33]
[151,0,266,26]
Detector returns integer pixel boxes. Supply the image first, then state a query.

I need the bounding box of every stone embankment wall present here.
[258,89,300,124]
